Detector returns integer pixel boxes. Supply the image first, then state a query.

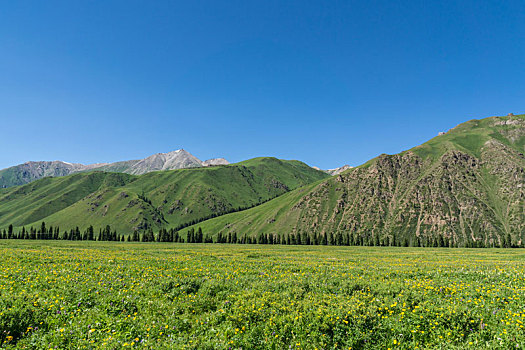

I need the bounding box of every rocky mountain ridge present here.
[313,165,353,176]
[0,150,229,188]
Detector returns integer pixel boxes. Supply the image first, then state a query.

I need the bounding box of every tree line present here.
[0,223,124,242]
[0,222,518,248]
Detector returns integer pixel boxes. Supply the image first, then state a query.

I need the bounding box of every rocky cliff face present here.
[290,144,523,246]
[289,115,525,246]
[116,149,203,175]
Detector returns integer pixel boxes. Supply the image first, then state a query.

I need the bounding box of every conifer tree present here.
[327,232,333,245]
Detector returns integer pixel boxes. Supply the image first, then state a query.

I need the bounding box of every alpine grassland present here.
[2,241,525,349]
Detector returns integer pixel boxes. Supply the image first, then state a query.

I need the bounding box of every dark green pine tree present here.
[335,232,343,246]
[438,235,445,247]
[187,228,195,243]
[197,227,203,243]
[87,225,94,241]
[506,233,512,248]
[327,232,334,245]
[145,228,154,242]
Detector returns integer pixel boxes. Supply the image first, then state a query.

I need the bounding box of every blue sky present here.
[0,1,523,169]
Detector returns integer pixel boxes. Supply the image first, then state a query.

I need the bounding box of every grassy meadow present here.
[1,241,525,349]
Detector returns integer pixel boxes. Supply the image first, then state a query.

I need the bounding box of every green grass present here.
[184,180,325,237]
[0,158,329,233]
[409,115,524,160]
[2,241,525,349]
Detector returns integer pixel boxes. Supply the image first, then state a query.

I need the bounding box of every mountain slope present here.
[0,172,135,229]
[0,150,229,187]
[0,158,329,233]
[0,161,103,188]
[188,114,525,247]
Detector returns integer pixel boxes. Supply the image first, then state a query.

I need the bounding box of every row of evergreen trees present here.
[0,223,124,242]
[0,222,518,248]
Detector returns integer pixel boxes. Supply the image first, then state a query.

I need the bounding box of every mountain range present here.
[0,157,329,233]
[0,113,523,247]
[0,150,229,188]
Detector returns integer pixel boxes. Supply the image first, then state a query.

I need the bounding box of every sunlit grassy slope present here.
[0,158,329,233]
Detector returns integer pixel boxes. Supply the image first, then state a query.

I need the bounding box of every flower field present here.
[1,241,525,349]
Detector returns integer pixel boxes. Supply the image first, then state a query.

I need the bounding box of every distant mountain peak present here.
[314,164,353,176]
[0,149,230,187]
[203,158,230,167]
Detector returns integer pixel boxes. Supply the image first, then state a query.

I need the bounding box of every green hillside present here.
[0,158,329,233]
[188,114,525,247]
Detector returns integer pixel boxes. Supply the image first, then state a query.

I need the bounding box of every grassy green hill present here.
[0,158,329,233]
[188,114,525,247]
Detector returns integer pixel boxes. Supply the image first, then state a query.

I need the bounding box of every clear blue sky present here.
[0,1,523,170]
